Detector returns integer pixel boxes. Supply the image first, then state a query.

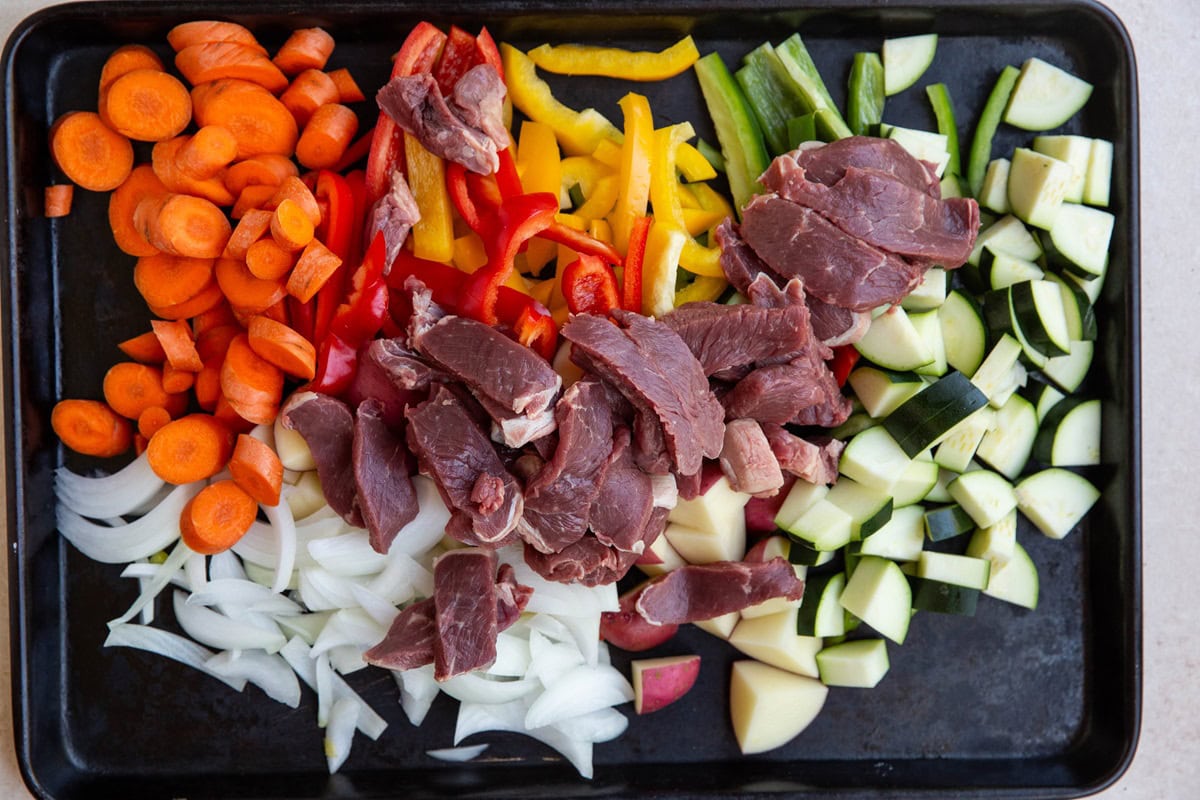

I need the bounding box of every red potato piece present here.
[599,581,679,652]
[632,654,701,714]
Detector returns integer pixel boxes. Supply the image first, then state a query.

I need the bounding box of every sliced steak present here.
[719,419,784,497]
[635,558,806,625]
[433,549,501,680]
[413,314,560,416]
[721,348,847,428]
[740,193,926,312]
[352,398,418,554]
[368,169,420,270]
[807,295,872,346]
[347,339,429,427]
[524,535,641,587]
[450,64,510,152]
[476,393,558,449]
[494,562,533,631]
[589,427,655,553]
[783,135,941,197]
[715,219,781,295]
[406,385,523,545]
[761,424,844,484]
[282,392,362,527]
[377,71,499,175]
[362,597,435,672]
[659,300,812,377]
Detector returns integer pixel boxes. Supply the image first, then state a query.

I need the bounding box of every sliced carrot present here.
[220,333,283,425]
[136,405,173,439]
[102,362,185,420]
[49,111,133,192]
[273,27,335,76]
[213,392,259,434]
[229,433,284,506]
[333,127,373,172]
[327,68,365,103]
[246,315,316,380]
[100,44,165,94]
[192,302,237,337]
[246,238,296,280]
[176,42,289,93]
[161,363,195,394]
[285,238,342,303]
[133,252,215,309]
[101,69,192,142]
[134,433,149,456]
[51,399,133,458]
[44,184,74,218]
[269,176,321,226]
[150,319,203,372]
[295,103,358,170]
[151,137,235,206]
[135,192,231,259]
[261,299,290,325]
[223,208,273,259]
[109,164,167,257]
[269,197,315,252]
[176,124,238,180]
[145,412,234,484]
[167,21,266,55]
[223,154,298,195]
[149,277,225,320]
[214,256,287,313]
[195,323,240,362]
[192,79,298,159]
[193,359,223,411]
[231,184,279,219]
[280,68,340,126]
[180,479,258,554]
[117,330,167,363]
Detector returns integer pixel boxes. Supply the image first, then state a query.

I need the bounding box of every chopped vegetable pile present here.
[46,16,1113,779]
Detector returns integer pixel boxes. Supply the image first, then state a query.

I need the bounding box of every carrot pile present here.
[49,20,368,554]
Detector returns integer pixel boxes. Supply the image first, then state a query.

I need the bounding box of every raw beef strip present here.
[635,558,806,624]
[283,392,362,527]
[352,398,418,554]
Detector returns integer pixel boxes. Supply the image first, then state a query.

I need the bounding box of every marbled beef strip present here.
[282,392,362,527]
[352,398,418,554]
[635,558,806,625]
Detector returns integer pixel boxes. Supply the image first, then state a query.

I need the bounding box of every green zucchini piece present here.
[975,393,1039,479]
[947,469,1017,529]
[923,503,976,542]
[1003,57,1093,131]
[1014,468,1099,540]
[908,575,981,615]
[1033,396,1101,466]
[816,638,890,688]
[882,33,938,96]
[839,556,912,644]
[939,290,987,377]
[1083,138,1113,206]
[983,541,1039,608]
[883,371,989,458]
[1032,134,1092,203]
[796,572,847,637]
[857,504,926,561]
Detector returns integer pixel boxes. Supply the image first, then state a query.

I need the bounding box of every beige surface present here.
[1,0,1196,797]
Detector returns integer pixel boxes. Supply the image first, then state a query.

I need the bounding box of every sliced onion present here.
[552,706,628,743]
[365,552,432,605]
[388,476,451,557]
[427,743,488,762]
[327,644,368,674]
[209,550,248,581]
[555,613,602,667]
[279,636,387,740]
[308,532,387,576]
[523,663,634,729]
[187,578,302,616]
[454,698,595,779]
[263,499,297,595]
[275,611,332,646]
[347,584,400,629]
[311,608,386,657]
[325,696,360,773]
[172,590,286,653]
[298,567,363,611]
[524,614,574,644]
[315,650,333,727]
[184,551,208,592]
[526,629,585,688]
[54,451,165,519]
[439,672,540,705]
[497,550,617,617]
[136,578,154,624]
[486,632,531,678]
[119,561,189,588]
[58,482,199,563]
[104,623,246,692]
[394,664,439,726]
[109,541,192,628]
[206,650,301,708]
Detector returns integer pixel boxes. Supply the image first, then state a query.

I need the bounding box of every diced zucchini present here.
[883,371,988,458]
[1083,138,1113,206]
[1047,203,1114,279]
[983,541,1039,608]
[847,367,926,419]
[1023,380,1066,423]
[1032,134,1091,202]
[970,334,1023,401]
[939,172,965,199]
[966,509,1018,569]
[909,309,948,378]
[939,290,987,377]
[947,469,1017,528]
[857,504,926,561]
[882,33,938,96]
[923,503,976,542]
[969,214,1043,266]
[975,393,1038,479]
[1003,57,1093,131]
[855,305,935,371]
[1040,340,1094,393]
[933,407,995,473]
[840,426,915,493]
[1033,396,1101,466]
[978,158,1011,213]
[980,246,1045,290]
[1015,468,1100,539]
[1007,147,1075,230]
[829,410,878,440]
[795,572,847,637]
[773,479,829,532]
[787,537,837,568]
[987,359,1027,410]
[826,478,894,540]
[1009,280,1072,357]
[902,268,947,311]
[1044,272,1098,342]
[907,575,980,615]
[816,638,890,688]
[890,458,940,508]
[886,124,951,177]
[839,556,913,644]
[787,499,855,552]
[917,550,991,590]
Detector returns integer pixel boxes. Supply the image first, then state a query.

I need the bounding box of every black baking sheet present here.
[3,1,1141,798]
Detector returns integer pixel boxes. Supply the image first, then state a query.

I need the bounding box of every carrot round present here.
[214,257,287,313]
[151,137,235,207]
[246,238,295,281]
[231,184,278,219]
[102,362,184,420]
[102,69,192,142]
[192,79,298,159]
[176,42,289,93]
[193,360,223,411]
[99,44,165,94]
[273,27,335,76]
[134,433,149,456]
[195,323,240,362]
[229,433,284,506]
[285,238,341,303]
[223,154,298,195]
[117,330,167,363]
[151,318,203,372]
[213,393,258,434]
[135,192,231,259]
[326,68,365,104]
[168,21,266,55]
[133,252,215,308]
[137,405,173,439]
[161,363,196,394]
[246,315,316,380]
[51,399,133,458]
[192,302,237,337]
[268,197,315,252]
[269,176,321,226]
[176,125,239,179]
[223,208,273,259]
[49,111,133,192]
[295,103,358,170]
[180,478,258,554]
[43,184,74,218]
[109,165,167,257]
[280,69,340,127]
[146,413,234,484]
[220,333,283,425]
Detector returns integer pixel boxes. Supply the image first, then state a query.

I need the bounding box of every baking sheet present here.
[3,2,1141,797]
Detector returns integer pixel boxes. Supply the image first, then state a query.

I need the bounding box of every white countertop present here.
[0,0,1195,797]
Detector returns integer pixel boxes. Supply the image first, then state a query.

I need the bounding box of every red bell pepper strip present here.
[344,169,368,270]
[495,147,524,199]
[309,333,359,396]
[561,254,621,316]
[365,22,447,204]
[388,249,467,307]
[459,192,559,325]
[288,296,315,344]
[446,161,483,233]
[465,170,504,212]
[622,215,652,313]
[476,27,504,79]
[433,25,484,94]
[829,345,861,387]
[312,170,357,345]
[508,303,557,361]
[540,221,623,265]
[331,278,389,346]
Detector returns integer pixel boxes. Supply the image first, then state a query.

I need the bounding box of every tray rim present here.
[2,1,1142,798]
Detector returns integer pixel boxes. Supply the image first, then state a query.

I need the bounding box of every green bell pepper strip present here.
[926,82,962,178]
[694,51,770,215]
[735,44,809,156]
[966,65,1020,196]
[774,33,852,140]
[847,52,885,138]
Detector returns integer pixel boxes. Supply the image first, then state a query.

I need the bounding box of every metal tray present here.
[3,1,1141,798]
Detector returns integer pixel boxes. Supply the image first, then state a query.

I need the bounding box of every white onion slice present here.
[365,552,431,605]
[387,476,450,557]
[109,541,192,628]
[394,664,438,726]
[439,672,540,705]
[327,644,368,674]
[104,623,246,692]
[118,561,189,588]
[315,651,333,727]
[135,577,154,625]
[427,743,488,762]
[275,611,332,646]
[523,664,634,729]
[209,550,248,581]
[347,583,400,629]
[524,615,574,644]
[308,532,387,576]
[172,591,286,653]
[58,482,199,563]
[298,567,363,611]
[485,632,531,678]
[206,650,301,708]
[279,637,387,739]
[324,697,360,773]
[184,551,208,592]
[310,609,386,657]
[54,451,165,519]
[552,706,628,743]
[187,578,302,616]
[263,499,297,595]
[526,630,585,688]
[554,613,602,667]
[454,698,595,779]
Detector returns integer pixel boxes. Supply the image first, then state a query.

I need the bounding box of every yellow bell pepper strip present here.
[501,44,623,156]
[452,232,488,272]
[516,121,563,201]
[403,131,455,263]
[559,156,611,203]
[611,92,654,254]
[676,141,718,182]
[574,174,619,221]
[589,218,612,245]
[650,122,726,279]
[591,138,622,169]
[681,207,726,237]
[687,181,736,223]
[526,36,700,81]
[641,220,687,318]
[674,275,728,306]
